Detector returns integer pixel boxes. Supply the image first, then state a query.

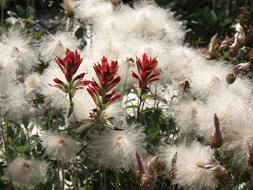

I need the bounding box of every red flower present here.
[55,49,83,82]
[52,49,90,93]
[132,53,160,94]
[87,57,122,111]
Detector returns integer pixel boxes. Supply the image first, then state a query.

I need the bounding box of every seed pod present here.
[209,164,228,179]
[134,153,164,188]
[226,72,237,85]
[179,80,190,92]
[140,172,156,188]
[236,23,246,46]
[63,0,74,17]
[111,0,122,6]
[146,156,164,173]
[168,152,177,179]
[208,33,218,59]
[209,113,223,148]
[196,161,228,179]
[232,62,251,75]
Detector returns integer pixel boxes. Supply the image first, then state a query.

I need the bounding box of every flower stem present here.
[102,168,107,190]
[0,5,3,27]
[68,92,74,119]
[115,171,120,190]
[27,127,31,158]
[153,84,157,108]
[62,163,65,190]
[57,160,61,190]
[34,98,39,135]
[136,97,143,122]
[0,114,8,163]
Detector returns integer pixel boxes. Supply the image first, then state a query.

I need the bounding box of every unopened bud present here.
[209,113,223,148]
[63,0,74,17]
[168,152,177,179]
[208,33,218,59]
[232,62,251,75]
[111,0,122,6]
[226,72,237,85]
[209,164,228,179]
[179,80,190,92]
[147,156,164,173]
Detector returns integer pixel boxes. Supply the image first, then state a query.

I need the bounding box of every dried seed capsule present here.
[209,113,223,148]
[226,72,237,84]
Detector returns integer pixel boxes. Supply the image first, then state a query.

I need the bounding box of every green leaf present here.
[209,10,217,24]
[141,94,153,100]
[15,145,28,153]
[126,105,139,109]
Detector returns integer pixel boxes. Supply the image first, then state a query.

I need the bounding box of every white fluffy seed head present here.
[163,142,216,190]
[89,126,146,169]
[75,0,113,20]
[41,131,80,161]
[221,109,253,167]
[0,30,36,74]
[116,2,184,43]
[6,157,48,186]
[0,71,29,119]
[39,63,68,111]
[39,32,80,61]
[24,73,42,95]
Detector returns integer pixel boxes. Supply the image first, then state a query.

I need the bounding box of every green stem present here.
[153,84,157,108]
[1,5,3,27]
[75,157,79,190]
[115,171,120,190]
[122,63,130,93]
[68,92,74,119]
[62,163,65,190]
[35,99,39,136]
[103,168,107,190]
[57,160,61,190]
[27,127,31,158]
[0,114,8,163]
[136,97,143,122]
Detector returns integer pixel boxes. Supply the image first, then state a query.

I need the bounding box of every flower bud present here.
[232,62,251,75]
[168,152,177,179]
[179,80,190,93]
[210,164,228,179]
[226,72,237,85]
[209,113,223,148]
[208,33,218,59]
[111,0,122,6]
[63,0,74,17]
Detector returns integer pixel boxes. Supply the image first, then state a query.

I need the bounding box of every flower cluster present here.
[87,56,122,119]
[134,152,164,188]
[52,49,89,93]
[51,49,90,117]
[132,53,160,95]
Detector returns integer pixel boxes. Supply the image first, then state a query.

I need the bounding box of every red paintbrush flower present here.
[51,49,90,118]
[87,56,122,115]
[132,53,160,95]
[52,49,90,94]
[55,49,83,82]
